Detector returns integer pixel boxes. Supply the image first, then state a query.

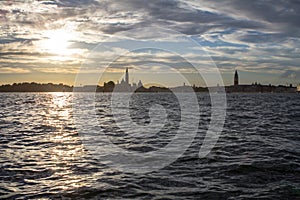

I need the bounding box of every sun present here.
[40,29,74,56]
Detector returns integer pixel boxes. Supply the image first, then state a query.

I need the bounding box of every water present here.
[0,93,299,199]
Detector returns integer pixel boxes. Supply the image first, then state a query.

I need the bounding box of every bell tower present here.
[125,67,129,85]
[234,70,239,86]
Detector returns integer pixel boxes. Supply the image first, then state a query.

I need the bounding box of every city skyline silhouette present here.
[0,69,298,93]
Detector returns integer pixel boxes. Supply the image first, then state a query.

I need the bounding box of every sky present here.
[0,0,300,87]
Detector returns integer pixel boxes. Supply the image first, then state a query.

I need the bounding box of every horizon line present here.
[0,81,298,88]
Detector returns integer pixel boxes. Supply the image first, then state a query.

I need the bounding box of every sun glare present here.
[40,29,74,56]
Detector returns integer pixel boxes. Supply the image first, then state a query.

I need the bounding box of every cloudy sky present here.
[0,0,300,86]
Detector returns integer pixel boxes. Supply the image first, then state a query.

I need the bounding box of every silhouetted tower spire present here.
[234,70,239,86]
[125,67,129,85]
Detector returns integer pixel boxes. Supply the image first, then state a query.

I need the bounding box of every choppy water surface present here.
[0,93,299,199]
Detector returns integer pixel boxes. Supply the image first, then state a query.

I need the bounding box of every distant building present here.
[137,80,143,88]
[73,85,97,92]
[234,70,239,86]
[114,68,143,92]
[125,67,129,85]
[297,84,300,92]
[103,81,115,92]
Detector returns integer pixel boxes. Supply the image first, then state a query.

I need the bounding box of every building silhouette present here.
[125,67,129,85]
[0,69,297,93]
[114,68,143,92]
[234,70,239,86]
[137,80,143,88]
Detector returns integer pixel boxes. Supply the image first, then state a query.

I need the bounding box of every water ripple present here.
[0,93,299,199]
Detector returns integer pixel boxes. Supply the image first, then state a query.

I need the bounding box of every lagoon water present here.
[0,93,299,199]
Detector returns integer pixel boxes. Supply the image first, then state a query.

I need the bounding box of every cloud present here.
[0,67,30,74]
[1,0,300,85]
[280,70,300,80]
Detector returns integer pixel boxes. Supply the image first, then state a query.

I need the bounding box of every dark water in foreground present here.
[0,93,299,199]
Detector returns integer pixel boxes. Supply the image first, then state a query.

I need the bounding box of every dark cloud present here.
[0,38,36,45]
[280,70,300,79]
[229,0,300,27]
[90,0,267,35]
[45,0,100,7]
[237,32,287,43]
[195,0,300,37]
[100,23,137,35]
[0,52,37,57]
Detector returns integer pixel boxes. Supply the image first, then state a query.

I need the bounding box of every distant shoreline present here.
[0,82,298,93]
[0,92,299,94]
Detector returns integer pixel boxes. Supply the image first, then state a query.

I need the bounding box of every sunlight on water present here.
[44,93,88,193]
[0,93,299,199]
[52,92,68,108]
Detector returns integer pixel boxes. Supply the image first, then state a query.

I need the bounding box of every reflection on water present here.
[0,93,89,198]
[0,93,299,199]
